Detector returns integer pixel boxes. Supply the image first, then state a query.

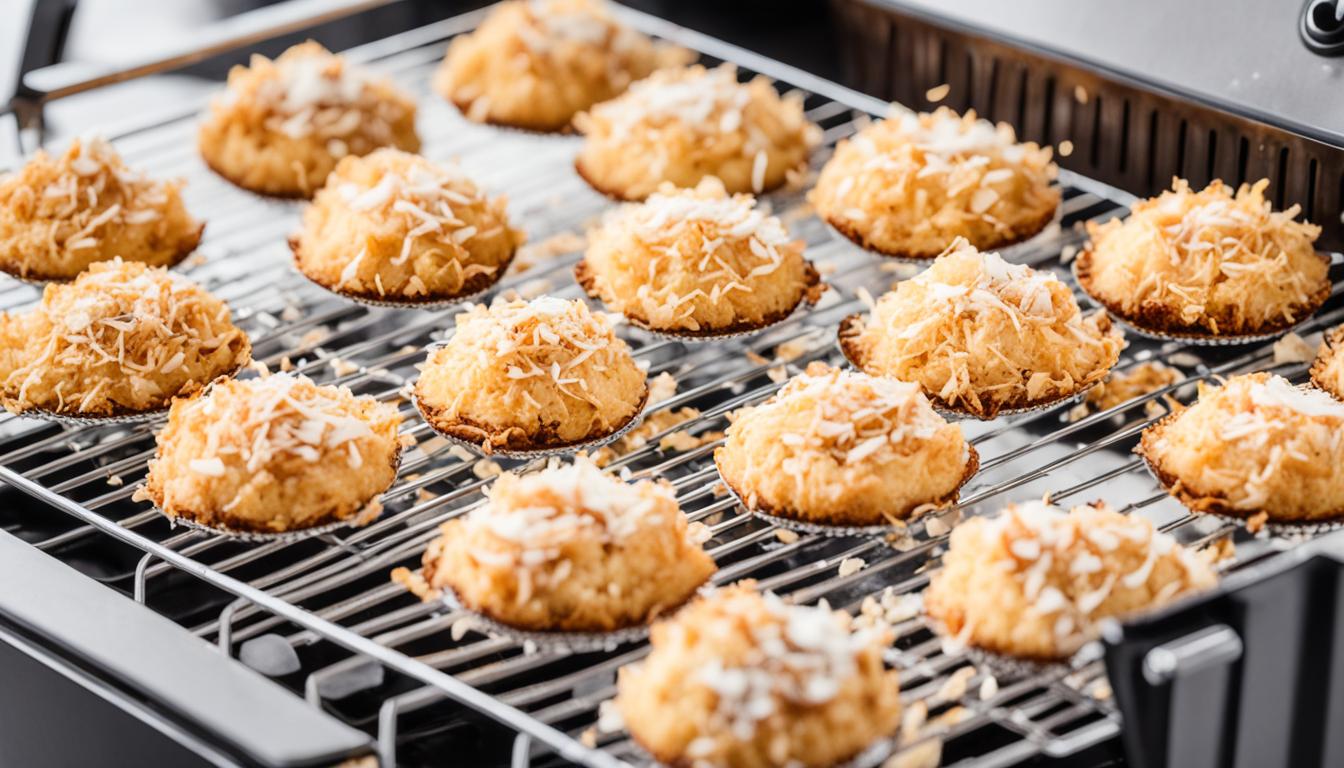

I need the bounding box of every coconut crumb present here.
[1246,510,1269,534]
[884,739,942,768]
[473,458,503,479]
[775,528,800,544]
[1272,332,1317,364]
[390,565,442,601]
[838,556,867,577]
[925,84,951,102]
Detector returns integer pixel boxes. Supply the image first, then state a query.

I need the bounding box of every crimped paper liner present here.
[837,313,1102,421]
[822,204,1062,263]
[1070,260,1318,347]
[164,513,360,543]
[18,407,167,427]
[441,588,649,653]
[715,448,979,539]
[1138,453,1344,541]
[573,258,825,344]
[301,271,503,311]
[150,449,401,543]
[624,728,901,768]
[962,646,1080,681]
[412,392,648,460]
[13,357,251,428]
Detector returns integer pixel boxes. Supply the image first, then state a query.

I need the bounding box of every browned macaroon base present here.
[573,157,796,204]
[1310,326,1344,401]
[0,221,207,285]
[836,314,1108,420]
[627,723,893,768]
[716,443,979,528]
[822,201,1058,261]
[2,352,250,421]
[414,386,650,455]
[148,449,401,534]
[573,259,826,338]
[1074,248,1332,341]
[288,236,515,307]
[1137,411,1344,525]
[924,617,1080,667]
[447,95,577,135]
[437,573,707,634]
[201,151,323,201]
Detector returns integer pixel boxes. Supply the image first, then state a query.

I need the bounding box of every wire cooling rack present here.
[1,4,1340,766]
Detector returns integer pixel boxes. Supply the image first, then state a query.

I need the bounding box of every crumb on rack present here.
[1272,332,1317,365]
[838,556,867,577]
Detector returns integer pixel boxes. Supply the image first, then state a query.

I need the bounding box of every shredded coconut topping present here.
[688,587,880,740]
[962,500,1212,653]
[586,64,753,142]
[856,238,1121,416]
[1144,373,1344,513]
[811,106,1058,250]
[752,364,949,466]
[2,259,245,413]
[218,41,408,143]
[454,457,682,574]
[1,135,178,266]
[1084,179,1324,335]
[332,150,490,270]
[587,178,804,329]
[178,373,381,473]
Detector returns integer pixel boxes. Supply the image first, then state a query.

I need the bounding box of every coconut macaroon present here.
[414,296,647,454]
[0,260,249,419]
[1311,326,1344,401]
[198,41,420,198]
[291,149,524,304]
[576,178,822,336]
[1137,372,1344,525]
[616,584,900,768]
[574,64,820,201]
[0,136,203,282]
[925,501,1217,661]
[1077,179,1328,339]
[420,458,714,632]
[433,0,692,133]
[840,239,1123,419]
[139,374,402,534]
[810,107,1059,260]
[715,363,975,528]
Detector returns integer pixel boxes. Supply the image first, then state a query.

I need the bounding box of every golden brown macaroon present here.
[138,373,402,533]
[810,107,1059,260]
[574,63,820,201]
[1137,372,1344,524]
[433,0,692,132]
[419,457,715,632]
[291,148,524,304]
[616,584,900,768]
[0,259,249,419]
[715,362,976,527]
[1311,325,1344,401]
[198,41,420,198]
[924,500,1217,661]
[576,178,823,336]
[0,135,203,281]
[840,239,1123,419]
[1076,179,1328,339]
[414,296,647,453]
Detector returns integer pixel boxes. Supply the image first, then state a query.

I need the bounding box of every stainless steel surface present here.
[1,4,1340,766]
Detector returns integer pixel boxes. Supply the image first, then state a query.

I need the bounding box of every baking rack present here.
[2,4,1341,767]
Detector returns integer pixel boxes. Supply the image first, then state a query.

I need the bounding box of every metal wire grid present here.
[0,5,1339,767]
